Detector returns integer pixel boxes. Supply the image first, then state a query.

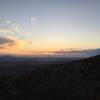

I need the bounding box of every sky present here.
[0,0,100,56]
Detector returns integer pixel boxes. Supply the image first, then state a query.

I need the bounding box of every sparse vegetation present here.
[0,55,100,100]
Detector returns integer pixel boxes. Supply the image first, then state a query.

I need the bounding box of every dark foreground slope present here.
[0,55,100,100]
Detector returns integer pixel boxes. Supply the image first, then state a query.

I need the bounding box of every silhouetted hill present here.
[0,56,82,74]
[0,55,100,100]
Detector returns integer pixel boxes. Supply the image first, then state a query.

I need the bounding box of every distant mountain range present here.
[0,54,83,63]
[0,48,100,62]
[0,55,100,100]
[0,55,82,74]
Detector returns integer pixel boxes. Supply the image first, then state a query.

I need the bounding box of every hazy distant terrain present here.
[0,56,82,74]
[0,55,100,100]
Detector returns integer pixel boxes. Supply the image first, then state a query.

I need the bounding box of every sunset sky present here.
[0,0,100,55]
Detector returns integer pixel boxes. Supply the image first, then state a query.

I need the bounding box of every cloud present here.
[0,36,19,51]
[30,17,37,22]
[0,37,15,45]
[0,27,12,33]
[0,36,34,56]
[51,48,100,57]
[0,21,32,36]
[6,20,11,24]
[0,25,21,33]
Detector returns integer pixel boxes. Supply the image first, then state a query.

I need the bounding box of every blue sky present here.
[0,0,100,55]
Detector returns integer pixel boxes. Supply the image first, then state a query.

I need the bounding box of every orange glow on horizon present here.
[0,36,99,56]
